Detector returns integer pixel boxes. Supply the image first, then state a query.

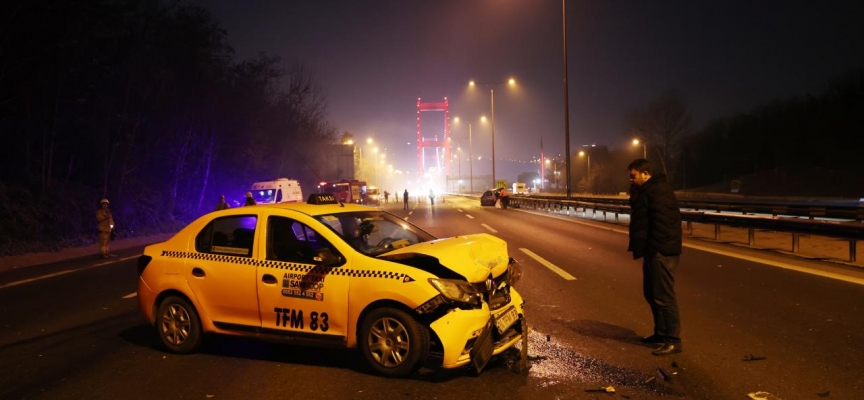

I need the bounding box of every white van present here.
[250,178,303,204]
[512,182,527,194]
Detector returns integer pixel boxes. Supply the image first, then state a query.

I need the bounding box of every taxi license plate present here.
[494,306,519,333]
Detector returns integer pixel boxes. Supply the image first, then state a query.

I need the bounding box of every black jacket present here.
[628,174,682,259]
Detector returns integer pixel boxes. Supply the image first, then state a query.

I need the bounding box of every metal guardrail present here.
[522,194,864,222]
[508,196,864,263]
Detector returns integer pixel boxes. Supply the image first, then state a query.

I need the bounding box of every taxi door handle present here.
[261,274,278,285]
[192,267,205,278]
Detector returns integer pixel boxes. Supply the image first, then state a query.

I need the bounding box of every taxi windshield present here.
[315,211,436,256]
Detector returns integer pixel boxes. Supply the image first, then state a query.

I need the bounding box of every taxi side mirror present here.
[313,248,343,267]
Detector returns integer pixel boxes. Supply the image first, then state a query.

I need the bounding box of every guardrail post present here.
[792,233,800,253]
[748,227,755,246]
[615,212,619,223]
[686,221,692,235]
[714,224,720,240]
[850,240,857,262]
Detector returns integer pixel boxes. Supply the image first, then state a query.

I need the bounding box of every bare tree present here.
[624,91,692,178]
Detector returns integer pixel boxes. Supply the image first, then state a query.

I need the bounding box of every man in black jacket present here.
[627,158,683,356]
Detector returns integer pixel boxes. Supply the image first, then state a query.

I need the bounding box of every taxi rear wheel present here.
[156,296,202,354]
[359,307,429,377]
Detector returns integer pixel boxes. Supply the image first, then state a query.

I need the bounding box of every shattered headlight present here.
[429,278,481,305]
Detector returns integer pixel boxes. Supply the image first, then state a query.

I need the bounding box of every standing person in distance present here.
[214,194,230,211]
[403,189,409,210]
[626,158,684,356]
[96,198,115,258]
[244,192,257,206]
[499,186,510,209]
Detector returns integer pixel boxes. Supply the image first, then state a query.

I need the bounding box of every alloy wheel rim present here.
[161,304,191,345]
[367,317,410,367]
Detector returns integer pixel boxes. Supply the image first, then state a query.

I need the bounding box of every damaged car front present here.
[314,209,526,375]
[379,233,526,372]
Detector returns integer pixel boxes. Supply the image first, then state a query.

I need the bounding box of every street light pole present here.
[469,123,474,193]
[469,79,513,190]
[579,150,590,193]
[373,147,379,184]
[457,146,462,193]
[490,87,496,188]
[632,138,646,158]
[562,0,572,199]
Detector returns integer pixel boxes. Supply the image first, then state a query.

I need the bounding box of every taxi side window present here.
[267,217,339,264]
[195,215,258,257]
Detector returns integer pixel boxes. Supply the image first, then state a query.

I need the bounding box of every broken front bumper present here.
[429,288,525,370]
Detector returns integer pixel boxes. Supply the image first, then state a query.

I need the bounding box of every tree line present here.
[541,69,864,197]
[0,0,337,255]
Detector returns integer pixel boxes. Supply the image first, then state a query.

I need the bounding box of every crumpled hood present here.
[379,233,510,282]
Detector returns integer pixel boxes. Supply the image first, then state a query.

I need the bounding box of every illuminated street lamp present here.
[469,78,516,188]
[578,150,590,177]
[579,150,590,193]
[453,116,487,193]
[632,138,646,158]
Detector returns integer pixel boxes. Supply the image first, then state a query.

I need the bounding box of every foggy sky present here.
[191,0,864,182]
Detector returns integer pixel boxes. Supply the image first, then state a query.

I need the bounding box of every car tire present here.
[156,296,202,354]
[358,307,429,377]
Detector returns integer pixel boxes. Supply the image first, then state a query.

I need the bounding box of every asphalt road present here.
[1,196,862,399]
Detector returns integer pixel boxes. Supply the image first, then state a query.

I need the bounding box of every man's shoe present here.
[640,334,664,344]
[652,342,683,356]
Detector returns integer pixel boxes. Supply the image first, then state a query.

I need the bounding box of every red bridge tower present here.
[416,98,451,183]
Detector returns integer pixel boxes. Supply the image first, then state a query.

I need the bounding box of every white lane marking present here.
[520,209,864,286]
[683,243,864,286]
[0,255,138,290]
[466,215,475,219]
[123,292,138,299]
[458,209,464,212]
[481,224,498,233]
[519,248,577,281]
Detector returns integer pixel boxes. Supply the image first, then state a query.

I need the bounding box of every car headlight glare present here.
[428,278,480,305]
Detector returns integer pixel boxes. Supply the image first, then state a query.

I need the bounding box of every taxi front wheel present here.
[156,296,202,354]
[359,307,429,377]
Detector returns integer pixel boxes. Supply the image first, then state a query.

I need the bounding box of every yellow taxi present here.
[137,194,525,377]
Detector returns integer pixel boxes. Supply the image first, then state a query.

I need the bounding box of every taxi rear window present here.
[195,215,258,257]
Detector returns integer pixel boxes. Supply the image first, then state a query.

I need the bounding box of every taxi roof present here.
[250,201,376,217]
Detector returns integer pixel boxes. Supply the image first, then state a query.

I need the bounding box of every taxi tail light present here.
[137,255,152,275]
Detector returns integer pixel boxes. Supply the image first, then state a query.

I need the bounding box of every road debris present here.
[747,391,782,400]
[656,367,670,381]
[743,354,767,361]
[817,390,831,397]
[584,386,616,393]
